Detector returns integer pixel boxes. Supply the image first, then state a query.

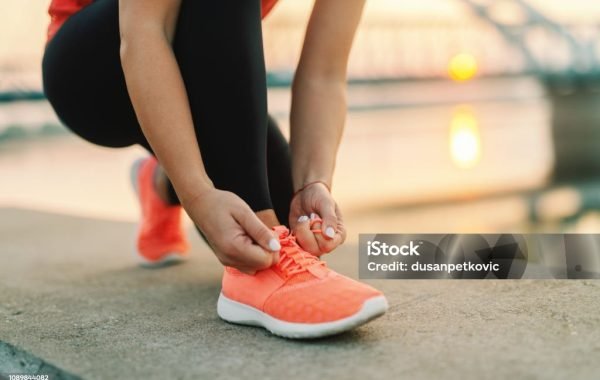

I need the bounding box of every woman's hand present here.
[184,188,281,274]
[289,182,346,256]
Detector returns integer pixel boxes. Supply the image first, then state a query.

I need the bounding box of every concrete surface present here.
[1,207,599,379]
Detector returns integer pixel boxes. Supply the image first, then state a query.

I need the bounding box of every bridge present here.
[2,0,600,101]
[461,0,600,84]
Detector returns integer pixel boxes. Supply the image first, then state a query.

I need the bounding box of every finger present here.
[334,204,347,244]
[215,251,257,275]
[318,205,338,241]
[233,207,281,253]
[309,212,322,233]
[337,221,347,244]
[237,267,257,275]
[315,228,343,254]
[231,254,280,275]
[237,265,256,276]
[310,214,342,254]
[293,215,321,255]
[230,235,276,271]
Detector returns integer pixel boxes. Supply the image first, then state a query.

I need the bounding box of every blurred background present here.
[1,0,600,238]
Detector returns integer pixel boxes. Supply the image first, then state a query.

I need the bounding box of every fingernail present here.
[298,215,309,223]
[325,227,336,238]
[310,213,317,220]
[269,238,281,252]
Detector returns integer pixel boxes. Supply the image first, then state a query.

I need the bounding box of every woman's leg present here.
[43,0,291,224]
[42,0,143,148]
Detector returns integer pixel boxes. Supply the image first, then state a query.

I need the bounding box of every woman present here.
[42,0,387,338]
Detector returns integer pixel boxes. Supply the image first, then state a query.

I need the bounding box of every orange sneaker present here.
[217,226,388,338]
[131,157,189,267]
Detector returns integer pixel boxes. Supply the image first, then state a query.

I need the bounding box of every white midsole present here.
[217,292,388,339]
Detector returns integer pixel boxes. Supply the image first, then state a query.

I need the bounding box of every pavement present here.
[1,206,600,380]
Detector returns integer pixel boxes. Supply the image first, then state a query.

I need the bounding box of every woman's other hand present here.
[289,182,346,256]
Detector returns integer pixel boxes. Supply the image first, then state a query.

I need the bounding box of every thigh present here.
[42,0,145,148]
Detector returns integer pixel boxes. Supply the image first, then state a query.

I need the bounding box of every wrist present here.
[293,180,331,199]
[291,144,336,190]
[177,177,215,208]
[293,168,332,193]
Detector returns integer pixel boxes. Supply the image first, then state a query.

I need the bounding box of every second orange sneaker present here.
[131,157,189,267]
[218,226,388,338]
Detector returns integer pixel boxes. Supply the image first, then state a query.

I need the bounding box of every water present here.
[0,76,554,222]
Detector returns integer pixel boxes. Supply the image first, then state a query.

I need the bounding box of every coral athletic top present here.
[47,0,279,42]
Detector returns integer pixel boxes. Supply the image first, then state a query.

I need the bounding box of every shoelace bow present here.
[277,234,326,276]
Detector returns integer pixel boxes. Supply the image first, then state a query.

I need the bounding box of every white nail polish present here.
[325,227,335,238]
[269,238,281,251]
[298,215,309,223]
[310,213,317,220]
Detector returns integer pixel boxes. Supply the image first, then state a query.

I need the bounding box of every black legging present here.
[42,0,294,225]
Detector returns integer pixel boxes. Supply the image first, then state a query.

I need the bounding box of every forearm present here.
[288,0,364,191]
[290,74,346,190]
[120,34,213,204]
